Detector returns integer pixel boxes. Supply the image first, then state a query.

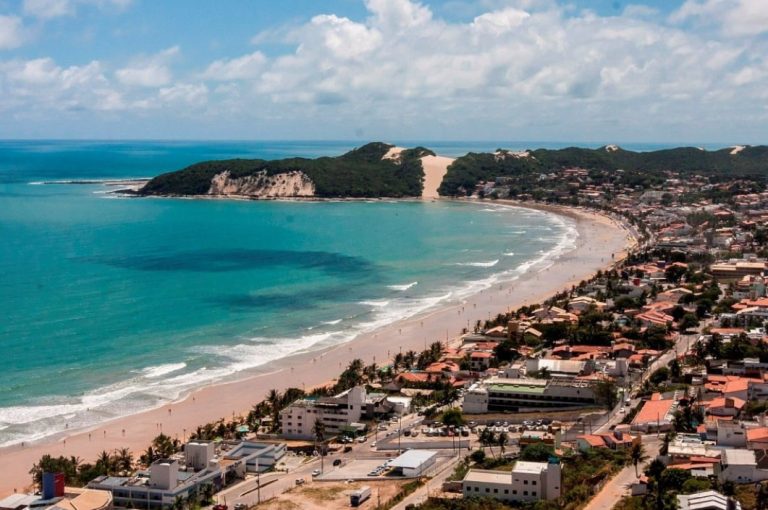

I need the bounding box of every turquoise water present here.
[0,141,579,447]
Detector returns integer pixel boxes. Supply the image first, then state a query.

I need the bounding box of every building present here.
[677,490,741,510]
[524,358,594,378]
[0,488,112,510]
[716,449,768,483]
[462,459,561,504]
[88,458,223,510]
[462,377,598,414]
[88,440,286,509]
[630,394,676,433]
[388,450,438,477]
[280,386,367,439]
[711,261,766,282]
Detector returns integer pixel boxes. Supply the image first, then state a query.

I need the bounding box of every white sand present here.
[420,155,454,199]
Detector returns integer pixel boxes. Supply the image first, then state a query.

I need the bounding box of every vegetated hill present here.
[438,145,768,196]
[139,142,435,198]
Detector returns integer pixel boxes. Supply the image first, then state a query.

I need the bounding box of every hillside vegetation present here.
[139,142,435,198]
[438,145,768,196]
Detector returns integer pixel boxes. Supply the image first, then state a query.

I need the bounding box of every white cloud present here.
[115,46,178,87]
[671,0,768,37]
[0,15,24,50]
[158,83,208,106]
[202,51,266,81]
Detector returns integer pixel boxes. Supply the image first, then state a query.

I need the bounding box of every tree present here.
[441,408,465,427]
[679,313,700,332]
[115,448,133,475]
[520,443,554,462]
[313,418,326,473]
[595,378,618,409]
[630,442,647,477]
[497,432,508,457]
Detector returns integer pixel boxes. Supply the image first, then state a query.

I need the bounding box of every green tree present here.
[520,443,554,462]
[441,408,465,427]
[630,442,647,478]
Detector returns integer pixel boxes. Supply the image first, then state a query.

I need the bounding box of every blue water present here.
[0,140,584,446]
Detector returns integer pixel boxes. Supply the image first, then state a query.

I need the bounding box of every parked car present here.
[295,479,305,486]
[333,459,342,467]
[312,469,321,477]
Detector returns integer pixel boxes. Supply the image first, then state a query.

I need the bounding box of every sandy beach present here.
[0,201,633,496]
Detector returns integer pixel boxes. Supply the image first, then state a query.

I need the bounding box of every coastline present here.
[0,200,634,496]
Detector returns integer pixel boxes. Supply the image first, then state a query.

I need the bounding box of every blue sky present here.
[0,0,766,143]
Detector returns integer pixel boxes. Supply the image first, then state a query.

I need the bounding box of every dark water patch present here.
[88,249,379,275]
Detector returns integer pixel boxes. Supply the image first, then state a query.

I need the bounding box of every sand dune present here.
[421,155,454,199]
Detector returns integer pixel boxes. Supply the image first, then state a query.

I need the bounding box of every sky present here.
[0,0,766,143]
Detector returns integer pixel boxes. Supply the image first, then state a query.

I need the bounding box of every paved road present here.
[582,435,661,510]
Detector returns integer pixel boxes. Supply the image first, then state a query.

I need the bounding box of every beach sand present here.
[0,202,633,496]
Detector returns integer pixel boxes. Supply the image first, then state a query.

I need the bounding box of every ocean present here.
[0,139,660,447]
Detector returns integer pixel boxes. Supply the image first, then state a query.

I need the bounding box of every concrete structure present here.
[677,490,741,510]
[185,441,215,471]
[462,377,597,413]
[524,358,593,378]
[280,386,366,439]
[462,459,561,503]
[0,489,112,510]
[388,450,438,477]
[716,449,768,483]
[88,440,286,509]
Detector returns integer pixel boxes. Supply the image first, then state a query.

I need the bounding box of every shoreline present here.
[0,200,634,496]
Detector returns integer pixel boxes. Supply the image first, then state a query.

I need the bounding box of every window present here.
[512,490,517,495]
[532,491,537,496]
[504,490,509,494]
[493,489,498,493]
[474,487,479,492]
[486,488,490,493]
[524,480,528,485]
[532,480,537,485]
[524,491,528,496]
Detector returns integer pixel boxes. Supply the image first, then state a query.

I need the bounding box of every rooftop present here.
[463,469,512,485]
[389,449,438,469]
[513,461,549,475]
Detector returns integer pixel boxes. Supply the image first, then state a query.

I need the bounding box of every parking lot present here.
[317,458,395,481]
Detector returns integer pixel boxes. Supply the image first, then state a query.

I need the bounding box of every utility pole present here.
[257,468,261,505]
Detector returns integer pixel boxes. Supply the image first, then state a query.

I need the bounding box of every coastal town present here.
[8,156,768,510]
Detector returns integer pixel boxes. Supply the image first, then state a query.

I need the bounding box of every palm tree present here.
[115,448,133,474]
[96,450,114,475]
[630,442,647,477]
[313,418,326,473]
[267,389,281,430]
[497,432,509,457]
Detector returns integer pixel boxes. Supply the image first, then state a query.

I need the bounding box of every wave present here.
[388,281,418,291]
[503,252,515,257]
[139,363,187,379]
[323,319,342,325]
[360,300,390,307]
[455,259,499,268]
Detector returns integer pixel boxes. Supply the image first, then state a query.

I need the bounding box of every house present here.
[568,296,607,313]
[576,430,635,451]
[747,427,768,449]
[462,459,561,503]
[716,448,768,483]
[702,397,745,418]
[469,352,494,371]
[631,393,676,433]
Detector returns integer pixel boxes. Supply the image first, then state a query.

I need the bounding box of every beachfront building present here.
[462,459,561,503]
[462,377,598,413]
[279,386,367,439]
[0,480,112,510]
[88,440,286,509]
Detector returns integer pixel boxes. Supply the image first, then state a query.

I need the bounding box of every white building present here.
[389,450,438,477]
[463,377,597,414]
[280,386,367,439]
[462,459,561,503]
[677,490,741,510]
[716,449,768,483]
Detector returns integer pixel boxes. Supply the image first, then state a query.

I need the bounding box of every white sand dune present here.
[421,155,454,199]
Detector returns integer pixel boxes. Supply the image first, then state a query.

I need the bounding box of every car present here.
[357,436,367,443]
[368,471,378,476]
[371,441,377,447]
[312,469,321,477]
[213,505,227,510]
[234,504,247,510]
[295,479,305,486]
[333,459,342,467]
[620,407,626,413]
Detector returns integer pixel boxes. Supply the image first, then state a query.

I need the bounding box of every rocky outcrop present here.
[207,170,315,198]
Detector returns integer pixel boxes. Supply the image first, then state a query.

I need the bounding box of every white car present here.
[312,469,321,476]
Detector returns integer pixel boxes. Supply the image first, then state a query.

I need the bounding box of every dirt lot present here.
[258,480,407,510]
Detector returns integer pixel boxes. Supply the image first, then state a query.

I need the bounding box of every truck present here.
[350,486,372,507]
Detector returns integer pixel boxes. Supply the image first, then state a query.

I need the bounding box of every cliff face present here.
[207,170,315,198]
